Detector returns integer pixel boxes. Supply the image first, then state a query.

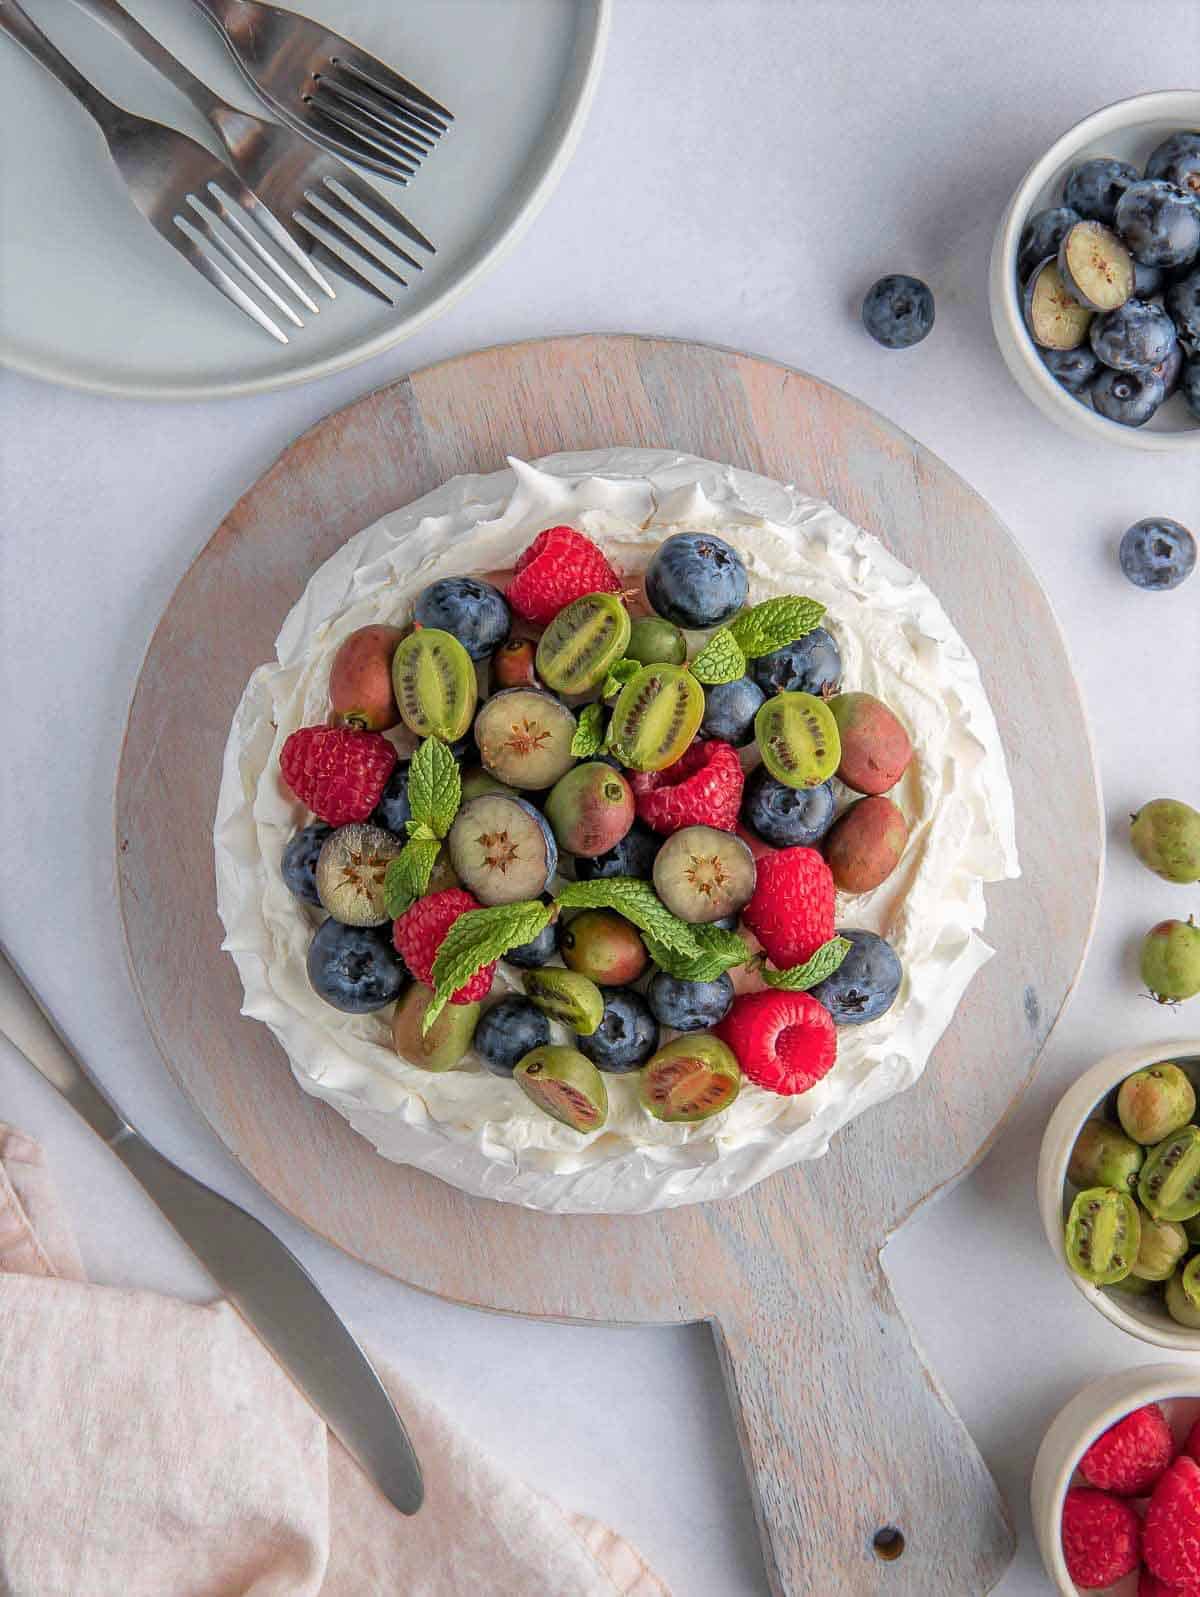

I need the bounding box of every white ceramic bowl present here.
[1038,1039,1200,1350]
[989,90,1200,452]
[1031,1364,1200,1596]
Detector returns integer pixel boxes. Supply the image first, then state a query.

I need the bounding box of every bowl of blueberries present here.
[990,90,1200,450]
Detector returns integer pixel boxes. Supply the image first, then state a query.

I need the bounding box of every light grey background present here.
[2,2,1199,1593]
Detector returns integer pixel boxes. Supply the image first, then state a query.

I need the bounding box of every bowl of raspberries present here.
[1033,1365,1200,1594]
[990,91,1200,451]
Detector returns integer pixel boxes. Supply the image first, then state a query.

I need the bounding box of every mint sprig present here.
[688,628,747,685]
[643,923,750,981]
[555,877,700,955]
[570,701,607,758]
[424,899,553,1033]
[727,596,825,659]
[602,658,641,700]
[383,839,442,918]
[407,736,461,840]
[760,936,851,991]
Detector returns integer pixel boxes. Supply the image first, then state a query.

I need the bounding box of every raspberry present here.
[714,990,837,1096]
[1079,1403,1175,1496]
[1186,1414,1200,1465]
[505,526,622,626]
[741,846,835,969]
[1061,1487,1141,1590]
[631,740,744,834]
[1141,1570,1200,1597]
[1146,1456,1200,1588]
[392,889,496,1004]
[279,725,396,827]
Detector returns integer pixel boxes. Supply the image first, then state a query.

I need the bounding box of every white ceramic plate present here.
[0,0,608,399]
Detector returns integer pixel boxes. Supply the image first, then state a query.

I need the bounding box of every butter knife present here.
[0,944,423,1515]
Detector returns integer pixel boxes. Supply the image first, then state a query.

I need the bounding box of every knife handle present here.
[0,946,132,1145]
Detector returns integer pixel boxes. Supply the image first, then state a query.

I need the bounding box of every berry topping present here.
[715,989,837,1096]
[280,725,397,827]
[1060,1487,1141,1590]
[1078,1403,1175,1496]
[505,526,622,626]
[741,846,836,969]
[392,888,496,1003]
[1145,1455,1200,1588]
[631,739,745,835]
[1140,1569,1200,1597]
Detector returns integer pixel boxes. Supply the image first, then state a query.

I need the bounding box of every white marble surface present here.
[2,1,1199,1592]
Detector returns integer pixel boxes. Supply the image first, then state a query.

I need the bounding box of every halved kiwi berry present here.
[522,967,605,1034]
[474,688,577,790]
[391,983,479,1072]
[608,664,704,772]
[447,794,558,905]
[639,1035,741,1123]
[515,1045,608,1132]
[653,825,756,924]
[1057,220,1134,313]
[1022,257,1093,350]
[536,592,631,694]
[391,627,478,741]
[754,692,841,789]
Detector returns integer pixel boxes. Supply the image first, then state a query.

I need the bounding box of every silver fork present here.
[0,0,326,341]
[70,0,433,304]
[190,0,452,184]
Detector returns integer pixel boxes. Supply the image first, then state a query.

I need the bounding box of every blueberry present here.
[751,626,842,697]
[1040,345,1099,395]
[577,988,659,1073]
[1166,268,1200,352]
[644,533,749,629]
[1145,132,1200,199]
[861,275,935,349]
[1089,300,1178,371]
[474,996,550,1076]
[503,921,559,968]
[282,823,333,905]
[414,578,510,661]
[742,767,836,848]
[1017,206,1080,282]
[1114,180,1200,269]
[1133,260,1165,298]
[306,920,408,1012]
[370,765,411,833]
[701,675,765,746]
[709,913,739,931]
[1118,518,1196,592]
[1183,353,1200,420]
[1152,344,1184,398]
[646,971,734,1031]
[575,820,662,882]
[1063,157,1139,226]
[808,929,902,1026]
[1090,366,1166,427]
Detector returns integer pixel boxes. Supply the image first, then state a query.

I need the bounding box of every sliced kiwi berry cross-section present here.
[754,691,841,789]
[522,967,605,1034]
[607,663,705,772]
[639,1035,742,1123]
[391,627,478,741]
[535,592,631,694]
[515,1045,609,1132]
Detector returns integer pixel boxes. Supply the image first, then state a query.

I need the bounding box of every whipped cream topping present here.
[214,450,1019,1213]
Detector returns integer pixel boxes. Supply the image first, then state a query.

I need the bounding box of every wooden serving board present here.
[116,335,1102,1595]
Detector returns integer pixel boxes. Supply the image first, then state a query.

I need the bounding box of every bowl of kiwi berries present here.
[1039,1040,1200,1349]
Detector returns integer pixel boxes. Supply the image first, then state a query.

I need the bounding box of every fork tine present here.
[334,56,453,127]
[303,101,417,182]
[300,193,408,287]
[291,211,398,305]
[172,216,289,343]
[185,198,304,328]
[316,182,421,272]
[201,185,320,315]
[315,76,437,153]
[309,86,428,166]
[231,183,337,301]
[334,172,434,255]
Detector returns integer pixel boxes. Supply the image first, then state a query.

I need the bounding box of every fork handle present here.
[0,0,124,130]
[70,0,237,121]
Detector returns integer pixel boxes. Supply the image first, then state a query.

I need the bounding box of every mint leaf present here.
[555,877,702,955]
[424,900,552,1033]
[570,701,607,757]
[689,628,747,685]
[602,658,641,700]
[643,924,751,982]
[728,596,826,659]
[383,838,442,918]
[760,936,851,991]
[407,737,462,839]
[405,820,437,842]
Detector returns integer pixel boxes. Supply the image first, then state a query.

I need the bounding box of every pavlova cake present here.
[214,449,1019,1213]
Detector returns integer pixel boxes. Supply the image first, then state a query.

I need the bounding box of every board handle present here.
[708,1243,1013,1595]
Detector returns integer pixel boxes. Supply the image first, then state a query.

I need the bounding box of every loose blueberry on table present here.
[275,519,915,1134]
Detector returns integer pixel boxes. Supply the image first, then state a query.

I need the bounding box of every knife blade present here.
[0,944,423,1515]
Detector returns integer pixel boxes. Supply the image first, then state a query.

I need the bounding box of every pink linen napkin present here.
[0,1125,670,1597]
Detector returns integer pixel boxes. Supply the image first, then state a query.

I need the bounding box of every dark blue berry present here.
[1145,132,1200,197]
[306,920,407,1012]
[474,996,550,1076]
[1017,207,1080,282]
[1115,180,1200,269]
[751,626,842,697]
[742,767,836,848]
[414,578,510,661]
[1166,268,1200,352]
[370,765,411,833]
[1183,353,1200,420]
[1041,345,1099,394]
[809,929,902,1026]
[701,676,765,746]
[1152,345,1184,398]
[861,275,935,349]
[1090,300,1178,372]
[644,533,748,629]
[1063,157,1139,226]
[577,988,659,1073]
[1133,259,1165,298]
[1090,366,1166,427]
[1118,518,1196,591]
[282,823,332,906]
[575,820,662,882]
[646,971,734,1031]
[504,921,559,968]
[710,913,739,931]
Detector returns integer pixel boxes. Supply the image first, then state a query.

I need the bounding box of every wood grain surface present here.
[116,335,1103,1595]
